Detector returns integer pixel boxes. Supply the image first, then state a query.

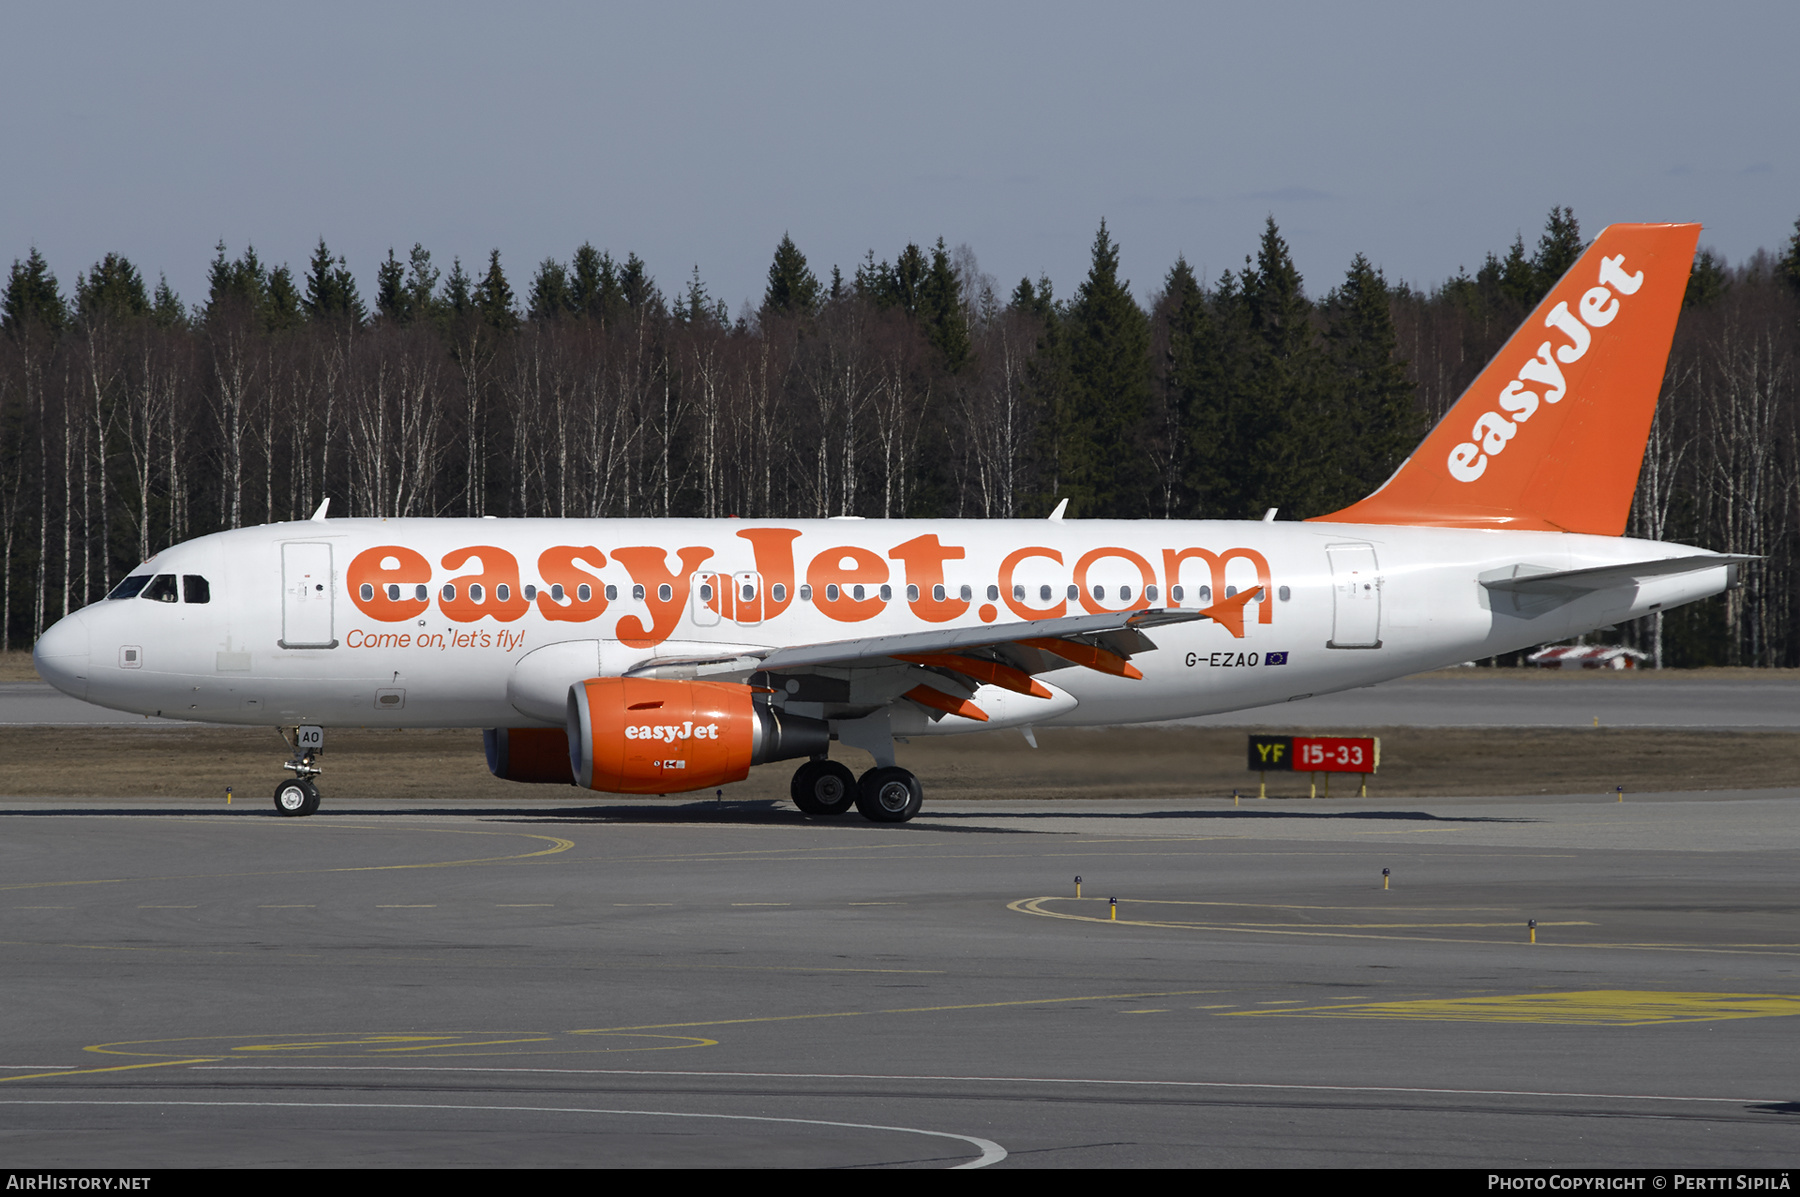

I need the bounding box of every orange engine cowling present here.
[566,677,830,794]
[484,727,576,784]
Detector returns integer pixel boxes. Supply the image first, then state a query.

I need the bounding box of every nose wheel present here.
[274,777,321,816]
[274,725,325,817]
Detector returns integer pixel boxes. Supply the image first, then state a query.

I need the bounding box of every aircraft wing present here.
[749,607,1201,673]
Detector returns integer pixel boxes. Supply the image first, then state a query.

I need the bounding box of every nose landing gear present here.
[273,725,325,817]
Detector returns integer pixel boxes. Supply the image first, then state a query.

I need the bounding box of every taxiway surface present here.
[3,790,1798,1168]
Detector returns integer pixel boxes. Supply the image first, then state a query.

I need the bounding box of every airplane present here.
[31,222,1749,822]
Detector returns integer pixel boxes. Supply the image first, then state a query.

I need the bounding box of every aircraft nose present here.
[33,610,91,702]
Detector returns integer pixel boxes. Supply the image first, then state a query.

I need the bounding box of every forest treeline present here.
[3,210,1798,665]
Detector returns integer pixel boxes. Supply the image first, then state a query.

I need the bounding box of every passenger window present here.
[605,585,618,601]
[960,584,972,602]
[658,584,673,602]
[415,584,428,601]
[879,584,892,602]
[1038,585,1051,602]
[772,583,787,602]
[1145,585,1157,603]
[470,583,486,603]
[141,575,179,603]
[577,583,592,602]
[699,583,713,603]
[109,575,151,601]
[1120,585,1132,602]
[1278,586,1291,602]
[1171,585,1184,603]
[907,584,920,602]
[523,585,536,601]
[1066,585,1079,600]
[825,584,839,602]
[496,584,511,603]
[386,583,401,601]
[183,576,210,604]
[988,585,1000,601]
[1199,586,1212,603]
[932,584,946,602]
[552,584,566,601]
[632,584,646,601]
[360,583,375,601]
[798,584,811,601]
[852,585,865,602]
[741,583,754,602]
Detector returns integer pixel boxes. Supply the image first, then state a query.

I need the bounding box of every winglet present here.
[1314,223,1700,535]
[1198,586,1264,639]
[1048,498,1069,521]
[310,498,330,522]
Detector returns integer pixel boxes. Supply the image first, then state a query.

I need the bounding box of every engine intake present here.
[566,676,829,794]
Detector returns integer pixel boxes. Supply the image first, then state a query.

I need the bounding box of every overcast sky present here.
[4,2,1795,314]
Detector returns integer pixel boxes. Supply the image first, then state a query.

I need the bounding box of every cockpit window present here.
[107,574,152,601]
[141,575,179,603]
[182,575,211,604]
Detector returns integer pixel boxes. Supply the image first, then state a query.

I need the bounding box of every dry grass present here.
[0,723,1793,803]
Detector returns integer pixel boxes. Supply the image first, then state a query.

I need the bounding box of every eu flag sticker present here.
[1265,651,1289,666]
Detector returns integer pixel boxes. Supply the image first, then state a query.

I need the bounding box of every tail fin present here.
[1315,222,1700,535]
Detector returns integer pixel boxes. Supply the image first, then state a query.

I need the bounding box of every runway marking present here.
[849,902,906,905]
[497,904,552,907]
[259,904,314,908]
[730,903,791,907]
[1228,990,1800,1026]
[0,825,575,892]
[175,1065,1792,1109]
[1006,896,1800,954]
[0,1100,1006,1169]
[136,905,196,909]
[566,989,1222,1037]
[85,1031,717,1060]
[376,904,435,909]
[0,1058,218,1083]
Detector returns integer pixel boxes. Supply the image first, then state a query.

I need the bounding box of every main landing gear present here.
[789,758,924,823]
[273,725,324,817]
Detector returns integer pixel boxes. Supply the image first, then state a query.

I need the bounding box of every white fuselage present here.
[33,517,1726,732]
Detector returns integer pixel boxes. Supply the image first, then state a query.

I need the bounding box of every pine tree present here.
[920,238,970,372]
[1,248,67,334]
[302,238,365,324]
[1241,217,1332,516]
[405,244,440,323]
[376,248,408,323]
[265,264,302,330]
[620,253,660,314]
[1060,219,1152,517]
[74,252,150,322]
[204,242,271,324]
[527,257,573,321]
[1325,253,1421,505]
[443,257,473,317]
[150,275,186,328]
[570,243,623,323]
[762,233,820,316]
[1684,248,1730,309]
[474,249,519,332]
[1533,206,1584,290]
[1775,215,1799,297]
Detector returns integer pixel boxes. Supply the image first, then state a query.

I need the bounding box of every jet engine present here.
[566,676,829,794]
[483,727,576,784]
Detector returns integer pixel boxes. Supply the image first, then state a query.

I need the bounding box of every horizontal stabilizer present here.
[1482,554,1758,594]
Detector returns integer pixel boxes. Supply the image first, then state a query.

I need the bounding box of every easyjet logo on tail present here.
[1447,254,1644,483]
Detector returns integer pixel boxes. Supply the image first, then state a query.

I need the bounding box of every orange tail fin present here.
[1315,222,1700,535]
